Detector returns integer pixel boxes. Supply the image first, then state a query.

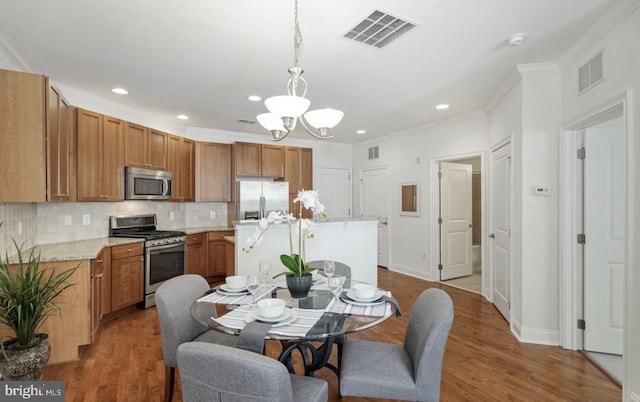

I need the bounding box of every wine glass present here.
[322,261,336,279]
[247,275,261,304]
[258,260,272,284]
[328,276,343,300]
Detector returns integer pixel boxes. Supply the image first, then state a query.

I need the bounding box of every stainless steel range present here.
[109,214,186,308]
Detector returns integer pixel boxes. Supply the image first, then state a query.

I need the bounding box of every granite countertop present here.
[7,237,145,264]
[233,217,382,226]
[7,226,235,263]
[182,226,234,235]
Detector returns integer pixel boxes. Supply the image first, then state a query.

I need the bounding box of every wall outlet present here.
[210,211,216,219]
[64,215,72,226]
[169,211,175,220]
[83,214,91,225]
[17,221,23,236]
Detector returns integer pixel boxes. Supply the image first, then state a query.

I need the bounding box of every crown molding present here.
[517,62,561,77]
[558,0,640,70]
[0,25,34,72]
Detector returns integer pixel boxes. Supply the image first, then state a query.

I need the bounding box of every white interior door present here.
[491,143,511,321]
[583,124,625,354]
[440,162,472,280]
[314,167,351,218]
[361,167,388,267]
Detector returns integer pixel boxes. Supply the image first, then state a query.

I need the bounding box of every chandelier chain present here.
[293,0,303,68]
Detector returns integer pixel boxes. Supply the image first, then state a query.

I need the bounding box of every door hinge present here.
[438,264,443,270]
[577,148,586,160]
[438,170,443,179]
[348,208,351,216]
[577,319,586,330]
[577,234,586,244]
[438,218,443,224]
[348,174,351,180]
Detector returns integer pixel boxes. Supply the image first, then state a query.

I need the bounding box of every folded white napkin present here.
[326,290,393,317]
[197,284,277,305]
[213,306,325,337]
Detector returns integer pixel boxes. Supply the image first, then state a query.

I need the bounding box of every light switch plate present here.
[533,185,551,196]
[83,215,91,225]
[210,211,216,219]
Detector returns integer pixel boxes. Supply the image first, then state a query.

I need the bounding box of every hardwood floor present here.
[44,268,621,401]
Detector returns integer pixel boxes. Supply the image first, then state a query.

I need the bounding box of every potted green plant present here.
[243,189,326,297]
[0,236,78,381]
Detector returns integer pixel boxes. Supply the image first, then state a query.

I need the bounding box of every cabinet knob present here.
[127,248,132,252]
[96,259,104,263]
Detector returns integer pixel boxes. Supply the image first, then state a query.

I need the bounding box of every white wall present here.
[352,111,487,280]
[519,64,562,343]
[559,2,640,400]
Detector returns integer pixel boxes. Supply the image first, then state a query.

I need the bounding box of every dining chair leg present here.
[164,366,175,402]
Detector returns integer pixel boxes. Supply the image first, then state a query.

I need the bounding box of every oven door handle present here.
[148,242,186,254]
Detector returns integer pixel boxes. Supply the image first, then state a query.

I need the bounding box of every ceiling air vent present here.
[578,50,604,94]
[368,146,379,160]
[236,119,256,125]
[344,10,416,48]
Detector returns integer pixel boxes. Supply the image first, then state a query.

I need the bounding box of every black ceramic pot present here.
[286,274,313,298]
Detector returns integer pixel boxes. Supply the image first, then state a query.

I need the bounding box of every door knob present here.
[489,233,495,238]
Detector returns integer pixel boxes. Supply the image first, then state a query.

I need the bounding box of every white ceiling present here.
[0,0,617,143]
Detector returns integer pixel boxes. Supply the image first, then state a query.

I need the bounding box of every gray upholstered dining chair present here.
[155,274,238,402]
[177,342,329,402]
[339,288,454,401]
[306,260,352,282]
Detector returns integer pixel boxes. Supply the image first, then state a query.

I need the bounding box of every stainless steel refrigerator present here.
[237,180,289,220]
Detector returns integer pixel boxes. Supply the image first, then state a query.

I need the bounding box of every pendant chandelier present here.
[256,0,344,141]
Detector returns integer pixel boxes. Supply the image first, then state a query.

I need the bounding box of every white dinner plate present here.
[244,307,298,326]
[219,284,249,293]
[343,289,386,304]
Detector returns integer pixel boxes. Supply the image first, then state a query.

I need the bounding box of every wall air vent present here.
[578,50,604,94]
[236,119,256,125]
[344,10,416,48]
[368,146,379,160]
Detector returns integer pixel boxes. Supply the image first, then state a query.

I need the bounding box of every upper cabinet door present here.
[196,142,232,202]
[124,122,148,168]
[235,142,262,176]
[261,145,285,178]
[0,69,47,202]
[148,129,168,170]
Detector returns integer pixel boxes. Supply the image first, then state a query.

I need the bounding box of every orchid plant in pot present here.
[243,190,326,297]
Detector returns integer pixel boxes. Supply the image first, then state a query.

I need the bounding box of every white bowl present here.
[225,275,247,290]
[353,283,377,299]
[257,298,286,319]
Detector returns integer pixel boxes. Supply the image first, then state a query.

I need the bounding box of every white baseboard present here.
[518,327,560,346]
[388,264,433,282]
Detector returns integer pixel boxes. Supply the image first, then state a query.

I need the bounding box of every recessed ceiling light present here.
[177,114,189,120]
[435,104,449,110]
[507,33,527,47]
[356,129,366,134]
[112,87,128,95]
[247,95,262,102]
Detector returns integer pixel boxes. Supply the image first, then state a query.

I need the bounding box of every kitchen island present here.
[235,218,379,284]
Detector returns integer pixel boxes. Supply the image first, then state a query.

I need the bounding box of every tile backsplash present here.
[0,201,228,253]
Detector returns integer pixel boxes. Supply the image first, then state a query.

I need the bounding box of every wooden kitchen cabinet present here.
[76,109,125,201]
[206,231,233,278]
[47,85,75,201]
[284,146,313,218]
[196,142,232,202]
[90,248,109,341]
[110,243,144,311]
[186,233,207,277]
[168,134,195,201]
[0,259,91,365]
[225,239,235,277]
[235,142,285,178]
[0,69,47,202]
[124,123,168,170]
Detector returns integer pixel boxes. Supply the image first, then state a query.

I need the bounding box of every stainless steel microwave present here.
[125,167,172,200]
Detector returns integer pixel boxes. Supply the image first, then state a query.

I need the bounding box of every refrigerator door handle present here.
[259,196,265,219]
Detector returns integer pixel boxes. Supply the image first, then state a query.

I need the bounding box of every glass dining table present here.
[190,278,397,377]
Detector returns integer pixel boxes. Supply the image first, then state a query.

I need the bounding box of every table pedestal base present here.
[278,337,339,378]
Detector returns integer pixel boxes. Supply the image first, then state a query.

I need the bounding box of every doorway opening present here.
[561,101,627,385]
[434,154,483,295]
